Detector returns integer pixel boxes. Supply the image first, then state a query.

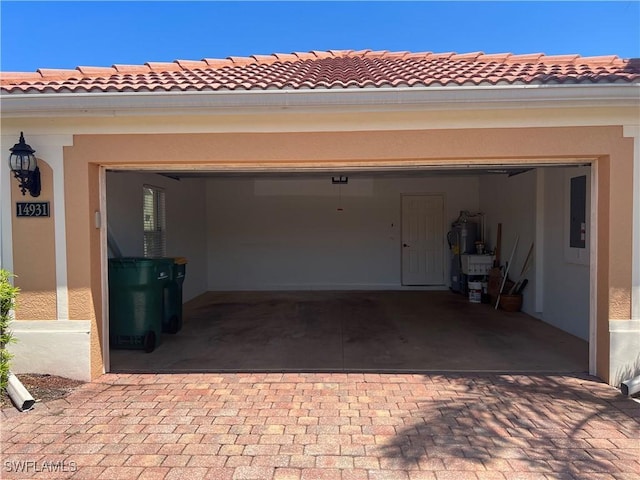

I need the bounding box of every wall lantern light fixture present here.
[9,132,40,197]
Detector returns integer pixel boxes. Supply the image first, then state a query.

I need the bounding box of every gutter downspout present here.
[621,375,640,397]
[6,372,35,411]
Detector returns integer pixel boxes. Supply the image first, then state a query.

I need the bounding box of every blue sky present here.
[1,1,639,72]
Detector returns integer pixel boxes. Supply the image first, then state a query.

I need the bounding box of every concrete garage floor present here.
[110,291,588,373]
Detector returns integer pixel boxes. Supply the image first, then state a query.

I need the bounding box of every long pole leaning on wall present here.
[495,234,519,310]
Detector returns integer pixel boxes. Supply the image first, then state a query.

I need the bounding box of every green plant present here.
[0,270,19,391]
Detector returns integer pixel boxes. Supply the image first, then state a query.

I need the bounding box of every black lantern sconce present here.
[9,132,40,197]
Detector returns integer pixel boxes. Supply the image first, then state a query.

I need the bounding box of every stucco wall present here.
[206,175,479,290]
[106,171,208,302]
[10,159,57,320]
[48,126,638,381]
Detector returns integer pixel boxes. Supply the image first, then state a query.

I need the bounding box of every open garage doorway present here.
[104,163,592,374]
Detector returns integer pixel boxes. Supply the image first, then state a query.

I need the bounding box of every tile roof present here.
[1,50,638,94]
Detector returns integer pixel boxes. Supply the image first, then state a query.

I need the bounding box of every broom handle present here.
[519,242,534,277]
[509,242,535,294]
[495,234,519,309]
[494,223,502,268]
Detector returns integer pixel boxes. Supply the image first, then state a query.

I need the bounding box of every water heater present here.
[447,220,478,292]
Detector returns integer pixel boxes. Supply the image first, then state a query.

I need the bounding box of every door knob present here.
[403,243,410,247]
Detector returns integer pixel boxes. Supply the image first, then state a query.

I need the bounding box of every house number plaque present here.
[16,202,50,217]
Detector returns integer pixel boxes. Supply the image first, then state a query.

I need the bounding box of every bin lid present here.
[109,257,157,266]
[174,257,188,265]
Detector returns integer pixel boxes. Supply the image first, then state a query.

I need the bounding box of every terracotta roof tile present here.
[75,66,118,76]
[309,50,335,60]
[174,60,208,70]
[1,72,43,81]
[381,51,410,59]
[451,52,484,61]
[226,56,256,66]
[145,62,183,72]
[580,55,621,65]
[112,64,152,74]
[291,51,316,61]
[538,54,580,64]
[36,69,81,80]
[272,53,300,62]
[509,53,545,63]
[327,49,353,57]
[2,50,638,95]
[247,54,274,64]
[201,58,233,68]
[477,53,513,63]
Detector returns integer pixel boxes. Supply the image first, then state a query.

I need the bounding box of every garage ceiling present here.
[111,164,591,181]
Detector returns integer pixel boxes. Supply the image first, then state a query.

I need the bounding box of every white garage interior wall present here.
[106,172,208,302]
[106,168,589,341]
[478,167,590,341]
[479,170,538,315]
[540,166,591,341]
[206,175,479,290]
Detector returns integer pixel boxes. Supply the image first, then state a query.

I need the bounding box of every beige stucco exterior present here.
[48,126,633,381]
[2,95,638,384]
[10,159,57,320]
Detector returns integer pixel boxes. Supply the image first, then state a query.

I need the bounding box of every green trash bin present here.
[108,257,172,352]
[162,257,187,334]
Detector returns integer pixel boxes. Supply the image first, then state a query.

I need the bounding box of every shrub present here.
[0,270,19,391]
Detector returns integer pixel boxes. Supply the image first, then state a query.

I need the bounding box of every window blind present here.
[143,185,166,257]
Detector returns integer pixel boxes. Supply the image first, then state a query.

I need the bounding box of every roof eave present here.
[1,83,638,118]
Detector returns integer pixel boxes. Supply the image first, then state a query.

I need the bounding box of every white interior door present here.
[401,194,444,285]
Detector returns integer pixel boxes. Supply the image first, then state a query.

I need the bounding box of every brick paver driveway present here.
[1,373,638,479]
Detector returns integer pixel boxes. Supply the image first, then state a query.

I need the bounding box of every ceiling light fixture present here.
[331,175,348,184]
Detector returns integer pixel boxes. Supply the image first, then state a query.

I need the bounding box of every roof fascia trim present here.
[1,84,638,118]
